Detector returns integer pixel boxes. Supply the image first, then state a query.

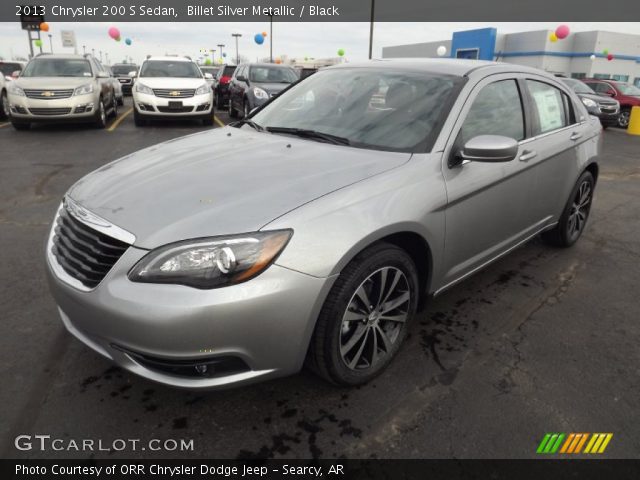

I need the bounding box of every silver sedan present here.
[46,59,602,389]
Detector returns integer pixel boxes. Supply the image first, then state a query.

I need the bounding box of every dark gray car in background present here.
[560,77,619,129]
[228,62,298,118]
[46,59,602,390]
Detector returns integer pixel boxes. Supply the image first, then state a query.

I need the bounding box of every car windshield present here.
[614,82,640,96]
[111,65,136,75]
[562,78,595,94]
[21,59,92,77]
[140,61,202,78]
[201,67,219,75]
[0,62,22,76]
[250,68,461,152]
[249,66,298,83]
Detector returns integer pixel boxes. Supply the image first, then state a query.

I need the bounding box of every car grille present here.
[24,89,74,100]
[51,208,130,289]
[29,107,72,115]
[156,106,195,113]
[153,88,195,98]
[118,78,132,84]
[599,104,618,114]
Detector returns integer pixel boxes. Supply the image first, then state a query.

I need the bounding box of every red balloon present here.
[607,53,614,61]
[555,24,570,40]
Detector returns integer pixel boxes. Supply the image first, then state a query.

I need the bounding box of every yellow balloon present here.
[549,32,558,43]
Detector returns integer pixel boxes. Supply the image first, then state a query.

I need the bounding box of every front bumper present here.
[586,104,619,126]
[133,91,213,117]
[8,93,99,121]
[46,242,335,390]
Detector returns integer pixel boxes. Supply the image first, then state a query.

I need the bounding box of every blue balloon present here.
[125,38,132,45]
[223,52,227,57]
[254,33,264,45]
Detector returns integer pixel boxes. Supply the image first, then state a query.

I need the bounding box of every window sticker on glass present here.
[527,80,566,134]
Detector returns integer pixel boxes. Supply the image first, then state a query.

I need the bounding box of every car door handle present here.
[519,150,537,162]
[570,132,583,141]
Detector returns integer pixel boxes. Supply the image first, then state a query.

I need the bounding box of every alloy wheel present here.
[567,180,592,240]
[99,101,106,125]
[618,110,630,129]
[339,267,410,371]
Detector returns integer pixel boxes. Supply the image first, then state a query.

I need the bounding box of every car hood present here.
[252,82,292,95]
[135,77,207,89]
[67,128,411,249]
[15,77,94,89]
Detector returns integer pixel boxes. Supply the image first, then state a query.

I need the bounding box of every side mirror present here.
[11,70,21,79]
[236,75,248,83]
[203,73,213,79]
[459,135,518,163]
[605,90,616,97]
[97,71,110,79]
[128,71,137,78]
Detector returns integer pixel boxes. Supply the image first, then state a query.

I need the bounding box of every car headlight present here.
[135,82,153,95]
[10,85,25,96]
[73,83,94,96]
[581,97,597,108]
[253,87,269,100]
[128,230,292,289]
[195,83,210,95]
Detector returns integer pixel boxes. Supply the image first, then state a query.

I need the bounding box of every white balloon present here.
[590,54,596,60]
[437,45,447,57]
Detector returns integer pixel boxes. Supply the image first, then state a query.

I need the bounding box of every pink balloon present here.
[555,24,570,40]
[108,26,120,40]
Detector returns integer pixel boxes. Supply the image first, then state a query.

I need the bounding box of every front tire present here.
[11,121,30,130]
[228,97,238,118]
[307,242,419,386]
[618,108,631,129]
[0,90,9,120]
[94,98,107,129]
[542,171,595,247]
[133,108,147,127]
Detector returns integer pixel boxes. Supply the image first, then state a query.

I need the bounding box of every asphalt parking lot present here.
[1,99,639,459]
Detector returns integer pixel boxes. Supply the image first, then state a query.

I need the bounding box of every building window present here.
[611,74,629,82]
[571,72,586,79]
[635,78,640,88]
[594,73,611,79]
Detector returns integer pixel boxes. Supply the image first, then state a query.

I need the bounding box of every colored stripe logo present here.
[537,433,613,454]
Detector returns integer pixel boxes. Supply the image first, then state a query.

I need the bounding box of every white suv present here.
[132,56,214,126]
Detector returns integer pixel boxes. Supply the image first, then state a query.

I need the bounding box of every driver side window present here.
[458,80,525,146]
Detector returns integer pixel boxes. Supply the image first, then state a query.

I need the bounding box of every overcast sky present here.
[1,22,639,64]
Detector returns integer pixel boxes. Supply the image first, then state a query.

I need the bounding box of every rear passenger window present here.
[527,80,567,134]
[458,80,525,145]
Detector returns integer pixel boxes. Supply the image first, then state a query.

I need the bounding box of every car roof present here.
[31,54,89,60]
[326,58,557,79]
[144,56,193,62]
[242,63,294,68]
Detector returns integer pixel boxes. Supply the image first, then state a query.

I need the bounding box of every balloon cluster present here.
[254,31,268,45]
[108,26,133,46]
[549,24,570,43]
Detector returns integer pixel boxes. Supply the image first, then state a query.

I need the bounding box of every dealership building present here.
[382,28,640,87]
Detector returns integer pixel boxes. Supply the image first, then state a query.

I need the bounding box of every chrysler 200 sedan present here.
[46,60,602,389]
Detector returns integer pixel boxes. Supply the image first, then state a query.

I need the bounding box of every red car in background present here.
[583,78,640,129]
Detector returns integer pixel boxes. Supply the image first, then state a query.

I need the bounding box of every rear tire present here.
[542,171,595,247]
[228,97,238,118]
[618,108,631,129]
[133,108,147,127]
[216,93,224,109]
[110,95,118,119]
[307,242,419,386]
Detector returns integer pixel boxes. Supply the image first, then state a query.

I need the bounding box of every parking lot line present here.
[107,108,133,132]
[0,122,10,129]
[214,115,225,128]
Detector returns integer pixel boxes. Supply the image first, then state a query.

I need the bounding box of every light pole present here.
[99,50,103,62]
[368,0,375,59]
[269,14,274,62]
[217,44,225,63]
[231,33,241,65]
[83,45,86,55]
[91,48,95,58]
[48,34,53,53]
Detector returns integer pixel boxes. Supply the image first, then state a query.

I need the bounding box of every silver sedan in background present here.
[46,59,602,389]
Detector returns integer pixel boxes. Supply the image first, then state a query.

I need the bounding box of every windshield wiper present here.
[230,119,265,131]
[265,127,350,146]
